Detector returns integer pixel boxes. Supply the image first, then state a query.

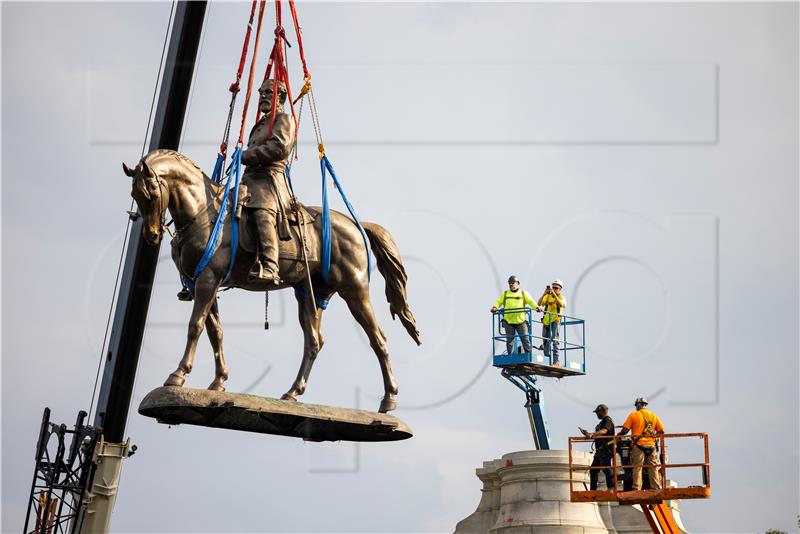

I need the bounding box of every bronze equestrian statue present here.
[122,84,420,413]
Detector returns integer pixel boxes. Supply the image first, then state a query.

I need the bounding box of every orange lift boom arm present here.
[643,502,681,534]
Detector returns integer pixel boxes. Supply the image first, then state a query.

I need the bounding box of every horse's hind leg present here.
[281,290,324,402]
[310,286,331,353]
[205,301,228,391]
[340,288,398,413]
[164,273,219,387]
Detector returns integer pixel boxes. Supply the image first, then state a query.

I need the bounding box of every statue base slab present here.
[138,386,412,442]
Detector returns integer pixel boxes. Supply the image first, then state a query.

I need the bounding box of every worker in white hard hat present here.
[537,279,567,367]
[617,397,665,491]
[491,275,542,355]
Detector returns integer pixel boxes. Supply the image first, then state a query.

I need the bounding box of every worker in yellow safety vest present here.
[537,279,566,367]
[491,275,542,355]
[618,396,665,490]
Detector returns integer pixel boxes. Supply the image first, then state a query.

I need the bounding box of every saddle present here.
[238,203,319,262]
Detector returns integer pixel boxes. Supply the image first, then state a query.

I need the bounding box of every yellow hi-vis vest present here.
[494,289,537,325]
[541,293,566,326]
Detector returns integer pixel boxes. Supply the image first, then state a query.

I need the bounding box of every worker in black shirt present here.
[580,404,616,491]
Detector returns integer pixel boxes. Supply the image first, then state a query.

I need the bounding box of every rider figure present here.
[241,78,296,284]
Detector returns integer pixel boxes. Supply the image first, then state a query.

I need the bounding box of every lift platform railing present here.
[568,432,711,504]
[491,308,586,373]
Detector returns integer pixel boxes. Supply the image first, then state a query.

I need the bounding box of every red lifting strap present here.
[231,0,258,95]
[217,0,258,157]
[232,0,310,149]
[257,0,299,139]
[237,0,268,146]
[287,0,310,80]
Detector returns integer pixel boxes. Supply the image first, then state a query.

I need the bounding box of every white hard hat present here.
[551,279,564,288]
[635,396,649,406]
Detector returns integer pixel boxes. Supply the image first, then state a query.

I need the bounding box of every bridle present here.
[137,165,171,239]
[135,159,226,245]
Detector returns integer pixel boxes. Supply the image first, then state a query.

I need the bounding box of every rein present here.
[146,164,226,246]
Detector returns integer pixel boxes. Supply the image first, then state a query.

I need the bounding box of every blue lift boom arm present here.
[501,369,551,450]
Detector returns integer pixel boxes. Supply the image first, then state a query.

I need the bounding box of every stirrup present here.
[248,261,265,282]
[260,270,282,284]
[248,261,281,284]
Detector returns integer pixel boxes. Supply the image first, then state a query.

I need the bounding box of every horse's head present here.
[123,160,168,246]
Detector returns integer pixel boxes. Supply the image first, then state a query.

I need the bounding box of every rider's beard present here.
[259,98,283,115]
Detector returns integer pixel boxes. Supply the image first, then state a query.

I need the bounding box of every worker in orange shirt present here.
[617,396,664,490]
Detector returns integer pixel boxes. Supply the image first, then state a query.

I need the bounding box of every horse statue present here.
[123,149,420,413]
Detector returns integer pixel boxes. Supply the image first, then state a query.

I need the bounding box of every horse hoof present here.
[280,392,298,402]
[207,382,225,392]
[378,397,397,413]
[164,373,185,387]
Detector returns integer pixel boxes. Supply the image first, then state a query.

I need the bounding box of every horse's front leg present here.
[164,273,219,387]
[205,300,228,391]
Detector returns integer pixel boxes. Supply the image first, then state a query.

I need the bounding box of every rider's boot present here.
[248,209,282,284]
[260,256,281,284]
[248,255,281,284]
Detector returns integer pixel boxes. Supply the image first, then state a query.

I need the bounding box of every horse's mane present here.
[144,149,213,184]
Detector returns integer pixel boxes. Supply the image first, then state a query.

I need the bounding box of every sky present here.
[2,2,799,533]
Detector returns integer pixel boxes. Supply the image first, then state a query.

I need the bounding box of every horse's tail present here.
[363,222,421,346]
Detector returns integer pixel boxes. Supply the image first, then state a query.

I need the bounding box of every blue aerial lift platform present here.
[491,308,586,449]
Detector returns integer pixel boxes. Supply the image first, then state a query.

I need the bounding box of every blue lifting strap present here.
[293,284,329,310]
[320,154,370,283]
[226,147,242,282]
[210,151,226,184]
[183,147,243,292]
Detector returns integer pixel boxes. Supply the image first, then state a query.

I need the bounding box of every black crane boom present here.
[93,0,207,443]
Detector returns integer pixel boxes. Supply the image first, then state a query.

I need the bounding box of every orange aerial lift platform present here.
[568,432,711,534]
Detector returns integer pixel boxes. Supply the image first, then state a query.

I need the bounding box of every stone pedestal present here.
[454,461,502,534]
[453,450,689,534]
